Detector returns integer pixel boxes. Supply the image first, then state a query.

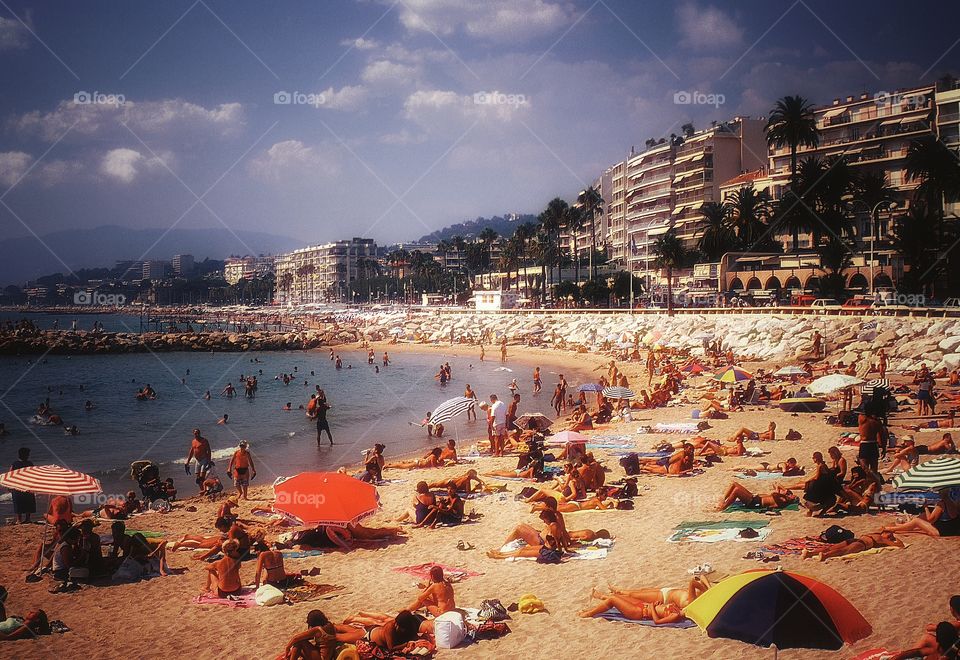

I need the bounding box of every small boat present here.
[778,397,827,413]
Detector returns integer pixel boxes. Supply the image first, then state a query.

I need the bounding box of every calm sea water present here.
[0,314,590,512]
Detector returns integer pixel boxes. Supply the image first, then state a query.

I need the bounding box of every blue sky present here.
[0,0,957,249]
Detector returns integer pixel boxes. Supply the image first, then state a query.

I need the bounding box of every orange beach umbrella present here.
[273,472,380,527]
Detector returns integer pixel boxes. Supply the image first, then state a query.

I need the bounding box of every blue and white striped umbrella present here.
[892,457,960,491]
[429,396,477,425]
[860,378,889,395]
[602,386,636,400]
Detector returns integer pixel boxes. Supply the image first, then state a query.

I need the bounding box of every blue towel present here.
[281,549,325,558]
[596,609,696,628]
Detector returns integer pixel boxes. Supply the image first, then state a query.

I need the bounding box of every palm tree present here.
[696,201,737,260]
[478,228,498,273]
[905,135,960,242]
[725,187,771,248]
[816,235,853,298]
[766,95,820,191]
[513,221,537,299]
[577,186,605,280]
[892,202,942,294]
[854,171,896,244]
[651,228,687,316]
[563,204,585,283]
[538,197,568,294]
[278,271,294,305]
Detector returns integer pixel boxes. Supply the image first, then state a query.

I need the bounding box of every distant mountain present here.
[0,225,301,285]
[416,214,538,243]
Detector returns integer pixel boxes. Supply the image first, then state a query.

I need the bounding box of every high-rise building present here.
[625,140,675,276]
[172,254,194,277]
[141,260,170,281]
[274,238,377,306]
[223,256,275,284]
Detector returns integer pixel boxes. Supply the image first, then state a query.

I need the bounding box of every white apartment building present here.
[624,140,675,276]
[223,255,275,284]
[274,238,377,306]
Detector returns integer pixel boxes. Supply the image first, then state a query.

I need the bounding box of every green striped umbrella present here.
[892,457,960,491]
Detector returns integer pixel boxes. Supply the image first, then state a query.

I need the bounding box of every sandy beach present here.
[0,338,956,660]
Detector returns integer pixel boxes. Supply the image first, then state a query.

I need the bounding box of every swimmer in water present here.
[282,402,292,411]
[203,390,211,400]
[84,400,95,411]
[218,414,229,425]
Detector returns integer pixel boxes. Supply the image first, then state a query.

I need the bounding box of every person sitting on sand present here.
[801,531,904,561]
[488,510,570,558]
[427,469,484,493]
[890,597,960,660]
[887,437,922,473]
[282,609,343,660]
[637,444,695,475]
[697,435,746,457]
[536,486,615,513]
[880,489,960,538]
[217,496,240,526]
[339,610,425,653]
[717,482,797,511]
[566,405,594,432]
[384,447,443,470]
[45,495,74,526]
[795,452,841,517]
[110,521,170,577]
[416,483,464,529]
[606,575,712,609]
[577,453,605,491]
[393,482,438,525]
[406,565,456,619]
[439,438,458,463]
[838,462,884,512]
[525,463,586,504]
[203,538,243,597]
[577,588,686,622]
[255,542,302,589]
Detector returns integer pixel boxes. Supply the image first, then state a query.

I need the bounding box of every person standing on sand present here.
[558,374,569,413]
[186,428,214,493]
[858,409,885,473]
[500,339,507,363]
[315,391,333,446]
[228,441,256,500]
[507,393,520,433]
[551,383,563,416]
[464,384,478,421]
[10,447,36,524]
[533,367,542,394]
[878,348,888,379]
[479,344,485,362]
[489,394,506,457]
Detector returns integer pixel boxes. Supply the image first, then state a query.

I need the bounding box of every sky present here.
[0,0,958,252]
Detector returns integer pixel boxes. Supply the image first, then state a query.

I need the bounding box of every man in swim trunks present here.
[315,392,333,446]
[186,428,213,493]
[858,410,885,472]
[801,531,903,560]
[228,441,256,500]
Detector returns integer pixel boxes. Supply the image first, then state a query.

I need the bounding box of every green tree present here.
[766,95,820,191]
[696,201,737,260]
[892,202,943,294]
[538,197,568,298]
[651,228,687,316]
[577,186,605,280]
[725,187,771,248]
[816,235,853,299]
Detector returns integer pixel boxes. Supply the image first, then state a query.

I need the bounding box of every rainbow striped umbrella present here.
[684,569,871,652]
[714,366,753,383]
[0,464,102,496]
[681,361,707,374]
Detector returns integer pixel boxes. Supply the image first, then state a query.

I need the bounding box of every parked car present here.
[811,298,841,309]
[842,296,873,310]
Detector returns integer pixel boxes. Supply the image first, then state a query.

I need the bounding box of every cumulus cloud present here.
[247,140,339,181]
[0,15,31,51]
[395,0,574,41]
[676,2,744,51]
[99,148,169,183]
[0,151,33,187]
[404,88,531,124]
[339,36,378,50]
[361,60,419,87]
[316,85,370,111]
[10,98,245,142]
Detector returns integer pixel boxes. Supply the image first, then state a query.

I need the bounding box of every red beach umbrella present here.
[0,464,102,496]
[273,472,380,527]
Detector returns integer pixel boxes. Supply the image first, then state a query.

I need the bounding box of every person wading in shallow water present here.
[315,390,333,446]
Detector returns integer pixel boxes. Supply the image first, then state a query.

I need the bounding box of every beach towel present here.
[193,588,259,608]
[734,471,787,480]
[724,501,800,514]
[669,520,769,544]
[595,609,697,628]
[393,563,483,582]
[639,422,701,434]
[281,549,325,559]
[825,544,906,561]
[849,648,894,660]
[759,537,830,556]
[283,582,344,603]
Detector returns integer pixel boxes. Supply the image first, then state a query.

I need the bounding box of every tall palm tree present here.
[854,171,895,245]
[766,95,820,191]
[478,228,498,274]
[725,187,771,248]
[278,271,294,305]
[651,228,687,316]
[577,186,604,280]
[696,201,737,260]
[513,221,537,300]
[538,197,568,295]
[905,135,960,242]
[563,204,585,283]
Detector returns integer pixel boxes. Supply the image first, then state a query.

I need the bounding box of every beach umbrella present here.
[684,569,872,653]
[601,386,636,399]
[513,413,552,431]
[273,472,379,527]
[544,430,589,446]
[714,366,753,383]
[681,361,707,374]
[892,457,960,491]
[0,464,102,496]
[808,374,864,395]
[577,383,604,393]
[775,366,807,377]
[429,396,477,425]
[860,378,890,396]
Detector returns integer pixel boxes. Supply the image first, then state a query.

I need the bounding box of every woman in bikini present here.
[525,463,585,505]
[577,588,686,622]
[716,482,797,511]
[639,444,695,475]
[606,576,712,608]
[801,531,904,560]
[384,448,443,470]
[536,486,615,513]
[486,510,568,558]
[255,542,301,589]
[697,435,746,457]
[339,610,424,653]
[881,489,960,538]
[203,539,243,597]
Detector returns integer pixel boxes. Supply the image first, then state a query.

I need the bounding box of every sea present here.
[0,312,591,516]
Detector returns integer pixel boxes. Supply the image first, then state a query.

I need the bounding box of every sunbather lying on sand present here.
[606,575,712,608]
[427,469,484,493]
[532,486,615,513]
[698,436,746,457]
[880,489,960,538]
[716,482,797,511]
[576,588,685,622]
[800,531,904,560]
[384,448,444,470]
[637,444,695,475]
[536,496,610,543]
[487,510,568,558]
[525,463,586,504]
[738,457,804,477]
[729,422,776,442]
[339,610,427,653]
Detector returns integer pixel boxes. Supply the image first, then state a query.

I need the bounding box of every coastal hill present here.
[0,225,300,285]
[415,213,537,243]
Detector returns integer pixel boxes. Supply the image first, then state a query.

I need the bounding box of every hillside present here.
[416,214,538,243]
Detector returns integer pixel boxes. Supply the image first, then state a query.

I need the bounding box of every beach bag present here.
[820,525,855,544]
[619,453,640,476]
[255,584,285,606]
[621,479,638,498]
[474,620,510,639]
[112,556,145,583]
[615,499,634,510]
[536,547,563,564]
[478,599,509,621]
[433,610,466,649]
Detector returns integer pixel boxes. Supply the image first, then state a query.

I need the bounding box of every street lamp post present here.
[849,199,897,296]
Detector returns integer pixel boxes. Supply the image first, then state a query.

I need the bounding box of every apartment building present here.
[274,238,377,306]
[171,254,194,277]
[604,160,628,266]
[223,255,275,284]
[624,140,675,276]
[936,81,960,217]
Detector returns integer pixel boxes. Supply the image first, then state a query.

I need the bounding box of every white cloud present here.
[361,60,419,87]
[395,0,574,41]
[339,36,378,50]
[10,98,245,142]
[0,151,33,187]
[404,88,530,125]
[99,148,169,184]
[0,15,31,51]
[247,140,338,181]
[318,85,370,111]
[676,2,744,51]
